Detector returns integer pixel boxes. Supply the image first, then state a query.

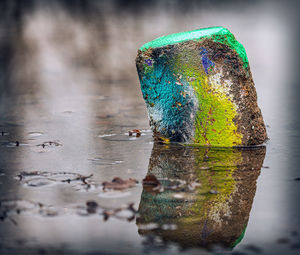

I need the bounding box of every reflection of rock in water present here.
[137,144,266,249]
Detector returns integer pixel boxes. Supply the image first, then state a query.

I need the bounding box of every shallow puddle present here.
[0,1,300,255]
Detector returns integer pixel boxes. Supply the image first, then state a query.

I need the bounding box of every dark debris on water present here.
[78,200,138,221]
[128,129,141,137]
[0,200,54,225]
[142,174,201,193]
[0,199,139,224]
[36,141,62,148]
[102,202,137,221]
[0,131,9,136]
[142,175,161,187]
[16,171,93,188]
[102,177,138,191]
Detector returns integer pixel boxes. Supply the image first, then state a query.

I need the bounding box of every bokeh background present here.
[0,0,300,254]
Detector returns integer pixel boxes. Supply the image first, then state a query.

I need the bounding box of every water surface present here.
[1,1,300,254]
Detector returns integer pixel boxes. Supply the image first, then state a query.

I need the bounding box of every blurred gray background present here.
[1,0,300,132]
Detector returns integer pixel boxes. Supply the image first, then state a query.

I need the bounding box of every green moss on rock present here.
[140,26,249,69]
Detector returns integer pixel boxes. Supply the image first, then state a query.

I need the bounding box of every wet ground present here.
[1,0,300,254]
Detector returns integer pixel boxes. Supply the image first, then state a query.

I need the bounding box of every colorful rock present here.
[137,144,266,248]
[136,27,267,146]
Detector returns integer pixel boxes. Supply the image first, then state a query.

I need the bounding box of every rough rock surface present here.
[136,27,267,146]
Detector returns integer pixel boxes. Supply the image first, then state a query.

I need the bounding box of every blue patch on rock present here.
[137,55,197,142]
[200,48,215,74]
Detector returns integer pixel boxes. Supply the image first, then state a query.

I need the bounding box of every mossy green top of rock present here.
[139,26,249,69]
